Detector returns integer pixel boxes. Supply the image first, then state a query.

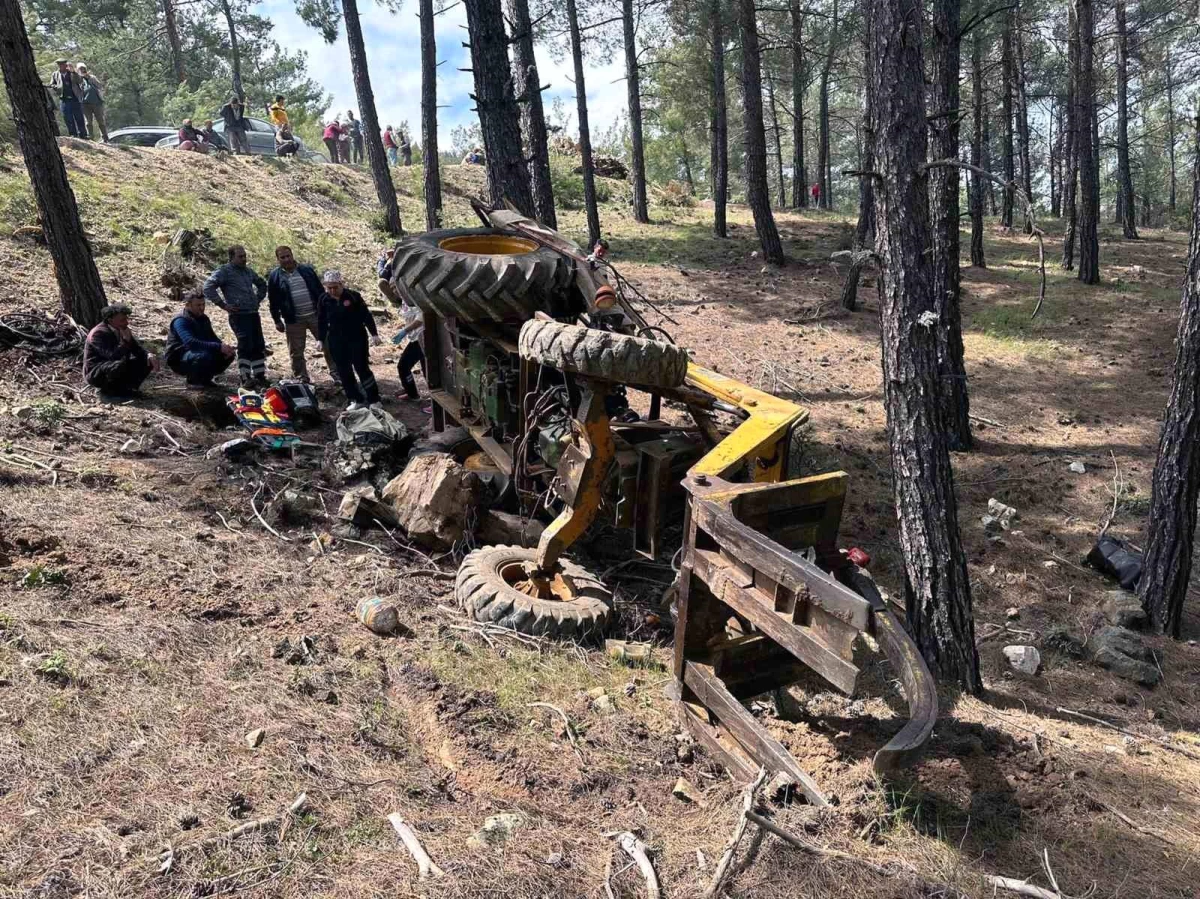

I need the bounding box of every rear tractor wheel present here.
[455,544,613,639]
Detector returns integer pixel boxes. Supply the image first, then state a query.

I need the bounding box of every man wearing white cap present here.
[317,270,382,409]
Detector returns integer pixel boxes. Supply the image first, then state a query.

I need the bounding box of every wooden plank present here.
[693,500,870,631]
[682,661,827,805]
[693,548,859,694]
[678,701,758,782]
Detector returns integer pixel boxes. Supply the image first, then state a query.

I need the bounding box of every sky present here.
[257,0,629,148]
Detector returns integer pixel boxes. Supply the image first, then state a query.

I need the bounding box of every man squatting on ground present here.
[203,245,270,387]
[268,246,338,384]
[163,291,236,388]
[82,304,159,395]
[317,271,381,409]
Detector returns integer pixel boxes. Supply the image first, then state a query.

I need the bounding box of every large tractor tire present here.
[518,320,689,390]
[389,228,571,322]
[456,545,613,639]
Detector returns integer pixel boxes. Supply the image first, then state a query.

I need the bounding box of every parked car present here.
[106,127,177,147]
[155,117,325,162]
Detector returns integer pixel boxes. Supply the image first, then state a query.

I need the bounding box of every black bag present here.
[276,378,320,426]
[1085,535,1143,591]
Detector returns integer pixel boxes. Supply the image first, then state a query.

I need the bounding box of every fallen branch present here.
[387,813,446,880]
[924,159,1048,318]
[969,413,1005,428]
[742,811,897,877]
[159,792,309,873]
[616,832,661,899]
[1055,707,1200,761]
[407,568,456,580]
[1077,789,1173,845]
[703,767,767,898]
[529,702,585,762]
[251,485,291,542]
[983,875,1061,899]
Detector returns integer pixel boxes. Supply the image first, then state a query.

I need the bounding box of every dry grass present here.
[0,144,1198,898]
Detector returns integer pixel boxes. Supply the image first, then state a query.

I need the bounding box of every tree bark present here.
[508,0,555,228]
[1138,116,1200,638]
[1115,0,1138,239]
[420,0,443,230]
[622,0,649,223]
[1166,64,1176,213]
[342,0,403,235]
[931,0,971,451]
[869,0,981,693]
[219,0,243,100]
[710,0,728,237]
[983,104,997,215]
[1061,2,1079,270]
[767,77,786,209]
[1049,96,1060,218]
[1000,17,1014,229]
[840,4,873,310]
[1014,4,1032,233]
[566,0,601,248]
[464,0,534,216]
[970,14,985,267]
[791,0,806,208]
[737,0,784,264]
[1076,0,1100,284]
[817,0,838,209]
[0,0,108,328]
[162,0,187,84]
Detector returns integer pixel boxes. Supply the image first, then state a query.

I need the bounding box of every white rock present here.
[1068,461,1086,474]
[246,728,265,749]
[1005,607,1020,620]
[1002,645,1041,675]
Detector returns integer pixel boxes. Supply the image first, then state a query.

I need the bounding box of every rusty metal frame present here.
[672,472,937,805]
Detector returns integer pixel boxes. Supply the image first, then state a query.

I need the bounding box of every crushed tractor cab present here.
[384,203,936,799]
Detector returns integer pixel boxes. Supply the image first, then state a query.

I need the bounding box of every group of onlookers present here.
[82,245,428,415]
[48,58,109,141]
[321,112,365,164]
[381,126,412,166]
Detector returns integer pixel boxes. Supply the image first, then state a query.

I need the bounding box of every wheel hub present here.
[501,560,575,602]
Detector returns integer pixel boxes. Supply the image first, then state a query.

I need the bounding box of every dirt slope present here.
[0,143,1198,899]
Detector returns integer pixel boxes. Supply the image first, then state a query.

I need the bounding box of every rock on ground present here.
[1002,645,1041,675]
[478,510,545,548]
[1090,626,1161,687]
[381,453,482,551]
[1102,591,1148,629]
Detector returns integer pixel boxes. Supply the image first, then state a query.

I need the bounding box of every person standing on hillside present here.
[203,245,269,387]
[268,95,289,129]
[75,64,108,142]
[346,111,364,164]
[323,118,345,163]
[382,125,398,166]
[220,94,250,155]
[50,58,86,138]
[164,291,236,388]
[83,304,158,396]
[318,271,381,410]
[268,246,338,384]
[399,128,412,166]
[810,182,821,206]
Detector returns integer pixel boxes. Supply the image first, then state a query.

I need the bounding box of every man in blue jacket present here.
[165,292,236,388]
[203,245,269,387]
[267,245,337,384]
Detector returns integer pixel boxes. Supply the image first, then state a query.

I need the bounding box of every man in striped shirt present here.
[267,246,337,384]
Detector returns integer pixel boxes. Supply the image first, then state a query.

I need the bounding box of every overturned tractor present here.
[382,204,935,802]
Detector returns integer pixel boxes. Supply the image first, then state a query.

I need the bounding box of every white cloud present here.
[256,0,629,146]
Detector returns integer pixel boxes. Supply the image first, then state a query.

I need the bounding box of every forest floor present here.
[0,141,1198,899]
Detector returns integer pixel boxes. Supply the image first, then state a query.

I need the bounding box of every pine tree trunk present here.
[463,0,533,216]
[791,0,806,208]
[1014,6,1032,233]
[162,0,186,84]
[710,0,728,238]
[342,0,403,235]
[869,0,981,693]
[0,0,108,328]
[622,0,650,223]
[931,0,971,451]
[420,0,443,230]
[508,0,555,228]
[678,133,695,193]
[737,0,784,264]
[1166,64,1176,213]
[970,15,985,268]
[1049,97,1060,217]
[1115,0,1138,239]
[1000,19,1014,229]
[566,0,601,248]
[767,77,786,209]
[817,0,838,209]
[1062,2,1078,271]
[1138,116,1200,638]
[219,0,243,100]
[840,3,873,311]
[1076,0,1100,284]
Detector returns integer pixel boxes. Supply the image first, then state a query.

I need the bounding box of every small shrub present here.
[654,180,696,208]
[22,564,69,589]
[35,650,74,685]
